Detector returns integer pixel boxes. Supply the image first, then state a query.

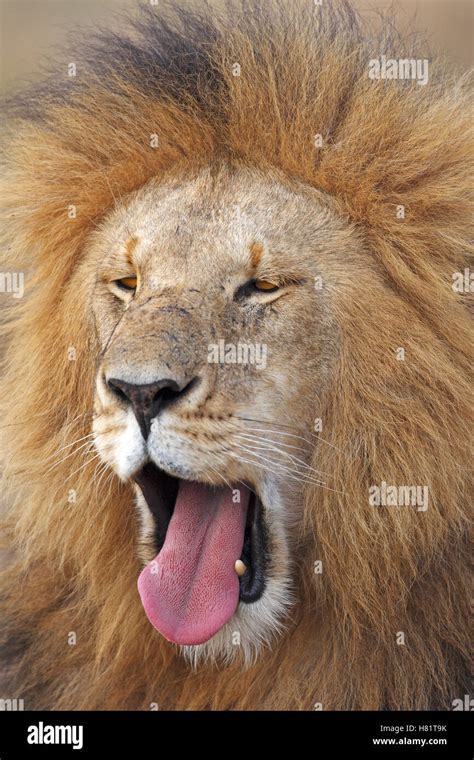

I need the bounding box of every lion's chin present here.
[134,462,268,646]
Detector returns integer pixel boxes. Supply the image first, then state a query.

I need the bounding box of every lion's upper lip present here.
[134,462,268,637]
[134,463,179,549]
[238,487,268,602]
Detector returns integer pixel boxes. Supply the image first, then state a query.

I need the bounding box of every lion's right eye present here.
[114,275,137,292]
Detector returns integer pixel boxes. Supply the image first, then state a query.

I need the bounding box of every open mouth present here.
[134,463,268,646]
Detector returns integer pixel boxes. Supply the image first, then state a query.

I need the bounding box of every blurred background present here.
[0,0,473,95]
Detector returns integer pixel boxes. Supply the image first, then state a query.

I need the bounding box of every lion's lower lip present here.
[134,462,267,605]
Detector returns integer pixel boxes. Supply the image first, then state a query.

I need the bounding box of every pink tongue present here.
[137,481,249,645]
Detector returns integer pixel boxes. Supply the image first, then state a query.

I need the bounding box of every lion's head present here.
[90,166,358,659]
[0,1,472,710]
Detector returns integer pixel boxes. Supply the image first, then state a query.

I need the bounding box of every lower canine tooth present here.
[234,560,247,577]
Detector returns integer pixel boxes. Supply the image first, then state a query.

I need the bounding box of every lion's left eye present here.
[253,279,279,292]
[233,278,282,302]
[115,275,137,291]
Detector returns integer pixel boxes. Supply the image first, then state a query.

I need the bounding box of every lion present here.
[0,0,472,710]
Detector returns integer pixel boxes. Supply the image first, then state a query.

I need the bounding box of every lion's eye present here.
[233,278,282,302]
[253,279,279,292]
[115,275,137,291]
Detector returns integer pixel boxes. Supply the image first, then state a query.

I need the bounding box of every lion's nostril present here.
[106,376,199,439]
[107,379,129,404]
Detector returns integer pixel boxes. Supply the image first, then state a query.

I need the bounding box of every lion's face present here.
[90,165,359,662]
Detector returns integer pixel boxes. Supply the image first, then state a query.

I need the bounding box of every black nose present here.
[107,377,197,439]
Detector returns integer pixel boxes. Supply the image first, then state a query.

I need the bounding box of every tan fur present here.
[0,0,472,709]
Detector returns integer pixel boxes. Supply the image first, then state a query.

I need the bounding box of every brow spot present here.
[250,241,264,269]
[125,237,139,267]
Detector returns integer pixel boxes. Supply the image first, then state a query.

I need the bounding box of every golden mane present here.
[0,0,472,709]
